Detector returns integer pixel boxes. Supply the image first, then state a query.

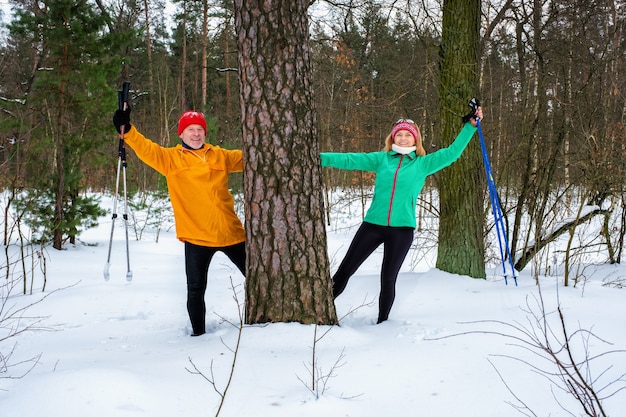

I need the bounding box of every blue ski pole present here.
[466,99,517,285]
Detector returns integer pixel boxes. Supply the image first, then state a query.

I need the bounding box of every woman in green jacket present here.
[321,106,483,323]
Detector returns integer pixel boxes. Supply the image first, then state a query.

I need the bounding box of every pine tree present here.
[8,0,119,249]
[234,0,337,324]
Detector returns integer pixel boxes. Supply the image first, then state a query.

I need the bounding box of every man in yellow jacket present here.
[113,109,245,336]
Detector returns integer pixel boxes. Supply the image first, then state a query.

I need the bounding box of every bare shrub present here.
[297,297,373,399]
[186,277,246,417]
[1,277,65,382]
[430,284,626,416]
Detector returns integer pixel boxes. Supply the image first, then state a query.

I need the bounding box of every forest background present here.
[0,0,625,277]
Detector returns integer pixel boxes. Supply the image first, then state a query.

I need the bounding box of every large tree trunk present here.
[435,0,485,278]
[234,0,338,325]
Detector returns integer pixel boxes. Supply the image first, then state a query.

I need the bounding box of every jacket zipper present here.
[387,156,404,225]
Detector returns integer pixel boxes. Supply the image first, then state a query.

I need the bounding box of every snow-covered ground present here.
[1,194,625,416]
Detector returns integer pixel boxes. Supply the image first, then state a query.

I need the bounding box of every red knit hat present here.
[178,111,207,136]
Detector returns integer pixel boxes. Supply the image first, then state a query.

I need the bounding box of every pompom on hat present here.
[178,111,207,136]
[391,121,420,143]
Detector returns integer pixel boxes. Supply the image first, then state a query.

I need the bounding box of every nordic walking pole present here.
[104,81,133,281]
[467,99,518,285]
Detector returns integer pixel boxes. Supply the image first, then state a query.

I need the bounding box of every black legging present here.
[185,241,246,335]
[332,222,414,323]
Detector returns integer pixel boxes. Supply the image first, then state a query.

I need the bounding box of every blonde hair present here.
[383,121,426,156]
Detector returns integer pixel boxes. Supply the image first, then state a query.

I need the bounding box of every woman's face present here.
[393,130,416,147]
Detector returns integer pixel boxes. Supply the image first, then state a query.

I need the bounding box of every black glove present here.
[461,98,480,124]
[113,107,131,134]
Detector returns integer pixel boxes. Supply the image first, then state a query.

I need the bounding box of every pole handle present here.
[462,97,480,124]
[118,81,131,110]
[468,97,480,113]
[116,81,131,160]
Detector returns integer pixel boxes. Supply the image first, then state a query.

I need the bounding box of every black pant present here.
[332,222,414,323]
[185,241,246,335]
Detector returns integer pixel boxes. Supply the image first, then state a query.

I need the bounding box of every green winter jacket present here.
[321,122,477,229]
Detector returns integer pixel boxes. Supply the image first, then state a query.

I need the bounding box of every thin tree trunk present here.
[201,0,208,109]
[224,18,232,119]
[179,0,188,110]
[143,0,155,109]
[53,42,69,250]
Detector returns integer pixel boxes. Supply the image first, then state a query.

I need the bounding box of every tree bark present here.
[435,0,485,278]
[234,0,338,324]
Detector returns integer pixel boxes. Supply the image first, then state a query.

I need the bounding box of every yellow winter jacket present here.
[123,126,245,247]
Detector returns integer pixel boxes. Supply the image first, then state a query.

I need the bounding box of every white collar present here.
[392,144,416,155]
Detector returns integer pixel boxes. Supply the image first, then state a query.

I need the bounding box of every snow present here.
[2,195,626,417]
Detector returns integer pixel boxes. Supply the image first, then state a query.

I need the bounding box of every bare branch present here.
[427,286,625,416]
[185,276,244,417]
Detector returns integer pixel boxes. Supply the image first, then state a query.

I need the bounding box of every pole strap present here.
[117,81,131,167]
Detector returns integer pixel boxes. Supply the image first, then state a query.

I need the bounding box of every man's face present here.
[179,124,206,149]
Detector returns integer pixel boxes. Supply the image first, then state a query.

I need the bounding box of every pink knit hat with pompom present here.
[391,121,420,142]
